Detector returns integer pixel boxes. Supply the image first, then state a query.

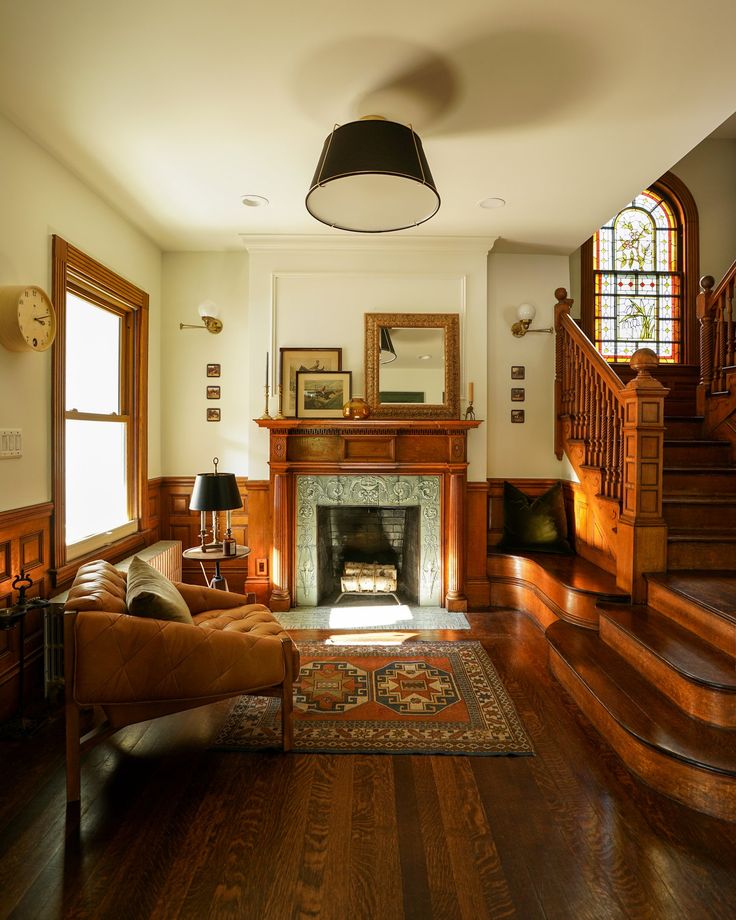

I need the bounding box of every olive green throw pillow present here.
[126,556,194,624]
[497,481,573,554]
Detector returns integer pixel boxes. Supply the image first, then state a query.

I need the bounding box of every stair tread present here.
[667,530,736,540]
[547,621,736,775]
[647,572,736,626]
[487,550,628,598]
[664,494,736,504]
[664,466,736,472]
[598,604,736,690]
[663,439,730,446]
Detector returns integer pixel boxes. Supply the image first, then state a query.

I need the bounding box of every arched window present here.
[582,172,698,364]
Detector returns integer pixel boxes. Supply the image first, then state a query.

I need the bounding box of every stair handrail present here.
[698,267,736,399]
[554,288,669,601]
[554,288,625,501]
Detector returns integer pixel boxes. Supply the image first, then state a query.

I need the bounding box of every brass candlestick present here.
[275,384,285,419]
[259,385,272,419]
[464,402,476,420]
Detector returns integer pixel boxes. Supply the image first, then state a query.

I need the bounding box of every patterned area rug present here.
[212,641,533,756]
[275,606,470,631]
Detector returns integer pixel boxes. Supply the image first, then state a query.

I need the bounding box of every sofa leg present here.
[280,637,294,752]
[65,701,81,803]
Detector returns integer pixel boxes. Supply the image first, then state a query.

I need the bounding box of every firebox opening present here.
[316,505,420,606]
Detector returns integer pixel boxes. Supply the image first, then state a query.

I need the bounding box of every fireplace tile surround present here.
[256,418,481,611]
[296,474,441,607]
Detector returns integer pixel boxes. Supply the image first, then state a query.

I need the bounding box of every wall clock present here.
[0,285,57,352]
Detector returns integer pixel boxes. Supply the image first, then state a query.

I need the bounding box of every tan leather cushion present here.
[64,559,128,614]
[126,556,193,624]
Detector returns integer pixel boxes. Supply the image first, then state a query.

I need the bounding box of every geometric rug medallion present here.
[212,641,533,756]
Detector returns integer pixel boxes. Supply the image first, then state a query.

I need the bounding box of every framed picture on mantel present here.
[280,347,342,417]
[296,370,352,418]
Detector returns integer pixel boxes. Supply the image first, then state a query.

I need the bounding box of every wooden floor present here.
[2,609,736,920]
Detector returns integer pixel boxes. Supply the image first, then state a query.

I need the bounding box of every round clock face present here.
[0,286,57,352]
[18,287,56,351]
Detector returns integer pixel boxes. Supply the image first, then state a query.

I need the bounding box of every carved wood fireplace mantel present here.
[256,418,481,612]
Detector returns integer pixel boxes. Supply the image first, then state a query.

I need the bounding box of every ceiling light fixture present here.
[241,195,269,207]
[380,327,397,364]
[479,197,506,209]
[306,116,440,233]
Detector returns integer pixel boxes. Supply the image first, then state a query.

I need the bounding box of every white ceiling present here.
[2,0,736,253]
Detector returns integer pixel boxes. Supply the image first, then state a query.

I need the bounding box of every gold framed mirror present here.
[364,312,460,418]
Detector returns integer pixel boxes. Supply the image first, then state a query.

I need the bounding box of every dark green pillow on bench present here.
[497,481,573,554]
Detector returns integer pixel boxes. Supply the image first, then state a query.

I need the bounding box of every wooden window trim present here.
[580,171,699,364]
[51,236,149,587]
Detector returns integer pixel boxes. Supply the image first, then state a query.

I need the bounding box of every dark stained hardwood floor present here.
[1,609,736,920]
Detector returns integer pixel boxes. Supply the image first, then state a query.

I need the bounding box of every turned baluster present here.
[727,279,735,370]
[604,390,614,498]
[583,362,593,465]
[572,343,583,440]
[698,275,716,404]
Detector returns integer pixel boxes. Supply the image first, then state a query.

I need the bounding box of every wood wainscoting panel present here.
[466,481,490,610]
[158,477,269,602]
[0,502,52,722]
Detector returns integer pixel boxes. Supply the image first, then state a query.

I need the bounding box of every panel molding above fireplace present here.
[256,418,482,611]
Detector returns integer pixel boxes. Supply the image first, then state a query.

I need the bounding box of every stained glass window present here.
[593,187,681,362]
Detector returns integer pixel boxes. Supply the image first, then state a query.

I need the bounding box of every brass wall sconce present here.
[180,300,223,334]
[511,303,553,337]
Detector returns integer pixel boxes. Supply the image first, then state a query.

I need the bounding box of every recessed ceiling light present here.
[241,195,269,207]
[479,197,506,209]
[418,354,432,360]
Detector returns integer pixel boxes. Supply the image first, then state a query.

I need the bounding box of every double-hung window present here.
[52,237,148,579]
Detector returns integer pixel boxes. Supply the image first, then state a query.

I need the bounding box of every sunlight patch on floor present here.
[324,631,419,646]
[326,604,414,628]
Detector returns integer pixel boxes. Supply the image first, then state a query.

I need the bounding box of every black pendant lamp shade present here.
[380,327,397,364]
[189,471,242,513]
[306,117,440,233]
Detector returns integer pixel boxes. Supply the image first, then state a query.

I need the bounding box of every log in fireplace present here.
[256,418,481,611]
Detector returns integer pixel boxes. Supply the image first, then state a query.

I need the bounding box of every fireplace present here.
[257,418,480,611]
[317,505,420,605]
[296,475,440,606]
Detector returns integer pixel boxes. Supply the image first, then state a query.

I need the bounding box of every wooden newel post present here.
[554,287,573,461]
[616,348,669,603]
[697,274,715,415]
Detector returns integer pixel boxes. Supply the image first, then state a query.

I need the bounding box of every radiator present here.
[44,540,182,697]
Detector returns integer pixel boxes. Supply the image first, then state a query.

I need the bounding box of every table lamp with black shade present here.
[189,457,242,553]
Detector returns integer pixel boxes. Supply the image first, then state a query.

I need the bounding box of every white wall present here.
[0,114,162,512]
[671,138,736,284]
[243,238,494,481]
[487,253,570,479]
[161,251,249,476]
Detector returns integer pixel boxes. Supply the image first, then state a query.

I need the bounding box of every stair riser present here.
[663,444,732,467]
[549,647,736,821]
[599,615,736,728]
[664,503,736,530]
[664,470,736,492]
[664,420,705,439]
[667,541,736,570]
[646,580,736,649]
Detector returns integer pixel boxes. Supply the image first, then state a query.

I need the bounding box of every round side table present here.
[182,545,251,591]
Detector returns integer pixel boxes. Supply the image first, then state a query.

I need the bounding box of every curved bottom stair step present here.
[547,620,736,821]
[487,551,628,630]
[598,603,736,728]
[646,572,736,649]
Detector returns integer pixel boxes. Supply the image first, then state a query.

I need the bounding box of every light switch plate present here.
[0,429,22,458]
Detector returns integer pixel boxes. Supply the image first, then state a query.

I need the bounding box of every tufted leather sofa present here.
[63,559,299,803]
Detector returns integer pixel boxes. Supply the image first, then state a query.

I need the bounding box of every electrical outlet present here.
[0,429,22,458]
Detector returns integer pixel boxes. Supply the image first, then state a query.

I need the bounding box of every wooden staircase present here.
[492,283,736,821]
